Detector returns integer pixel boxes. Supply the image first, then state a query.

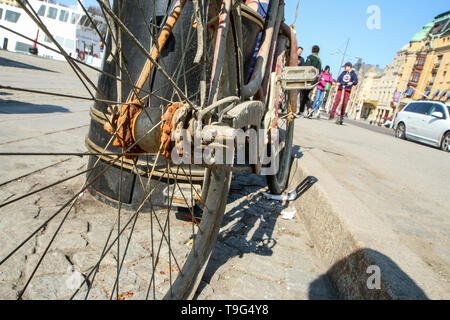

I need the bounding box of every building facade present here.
[347,61,395,124]
[0,0,20,8]
[347,11,450,125]
[395,11,450,110]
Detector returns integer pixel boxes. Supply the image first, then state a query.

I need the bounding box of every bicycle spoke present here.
[0,26,159,101]
[167,165,202,227]
[0,0,236,301]
[132,163,184,275]
[97,0,195,109]
[18,1,111,107]
[74,163,169,299]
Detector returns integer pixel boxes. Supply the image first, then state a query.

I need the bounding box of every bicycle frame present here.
[99,0,298,175]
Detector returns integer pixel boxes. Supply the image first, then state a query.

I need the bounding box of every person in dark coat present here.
[298,45,322,115]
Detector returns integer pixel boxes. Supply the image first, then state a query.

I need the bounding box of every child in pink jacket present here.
[309,66,334,117]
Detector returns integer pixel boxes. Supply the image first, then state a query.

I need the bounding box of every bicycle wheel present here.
[266,35,295,195]
[0,0,237,300]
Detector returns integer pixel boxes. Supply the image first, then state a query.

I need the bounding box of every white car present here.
[393,100,450,152]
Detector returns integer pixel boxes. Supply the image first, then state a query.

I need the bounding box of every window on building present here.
[410,72,420,82]
[14,41,33,53]
[98,23,105,35]
[415,73,420,82]
[44,35,52,43]
[417,57,425,66]
[5,10,20,23]
[84,18,92,28]
[431,19,449,34]
[54,36,64,46]
[430,73,436,84]
[70,12,80,24]
[37,5,46,16]
[59,9,69,22]
[47,7,57,19]
[0,8,3,20]
[64,38,75,49]
[79,15,88,26]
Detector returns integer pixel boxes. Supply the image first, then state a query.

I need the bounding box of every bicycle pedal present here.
[280,66,319,90]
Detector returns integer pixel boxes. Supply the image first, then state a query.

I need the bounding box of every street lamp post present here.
[337,38,350,78]
[391,54,416,128]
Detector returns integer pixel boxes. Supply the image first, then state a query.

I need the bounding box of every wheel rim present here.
[0,0,235,300]
[397,124,405,138]
[443,135,450,152]
[266,37,295,195]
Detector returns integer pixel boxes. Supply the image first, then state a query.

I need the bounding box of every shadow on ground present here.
[0,56,56,73]
[309,248,429,300]
[193,153,319,299]
[0,99,70,114]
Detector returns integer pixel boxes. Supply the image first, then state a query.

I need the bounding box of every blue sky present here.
[286,0,449,75]
[60,0,449,75]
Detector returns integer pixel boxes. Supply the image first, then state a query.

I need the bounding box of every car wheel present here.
[441,132,450,152]
[396,122,406,140]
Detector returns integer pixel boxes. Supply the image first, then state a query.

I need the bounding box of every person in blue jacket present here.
[329,62,358,120]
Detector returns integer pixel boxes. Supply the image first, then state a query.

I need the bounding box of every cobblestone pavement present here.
[0,156,337,300]
[195,172,337,300]
[0,51,337,300]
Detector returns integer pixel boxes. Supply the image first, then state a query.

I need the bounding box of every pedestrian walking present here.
[329,62,358,124]
[296,46,305,114]
[297,46,305,66]
[298,45,322,116]
[309,65,333,118]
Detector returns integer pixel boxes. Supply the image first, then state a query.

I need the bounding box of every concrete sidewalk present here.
[289,116,450,299]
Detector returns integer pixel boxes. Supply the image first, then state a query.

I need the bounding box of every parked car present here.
[393,100,450,152]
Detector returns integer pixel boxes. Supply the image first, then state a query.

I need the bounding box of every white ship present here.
[0,0,105,67]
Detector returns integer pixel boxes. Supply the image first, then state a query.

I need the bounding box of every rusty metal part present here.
[208,0,233,104]
[132,107,163,152]
[260,2,285,104]
[160,102,187,159]
[127,0,187,102]
[103,99,145,159]
[103,0,187,158]
[280,22,299,113]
